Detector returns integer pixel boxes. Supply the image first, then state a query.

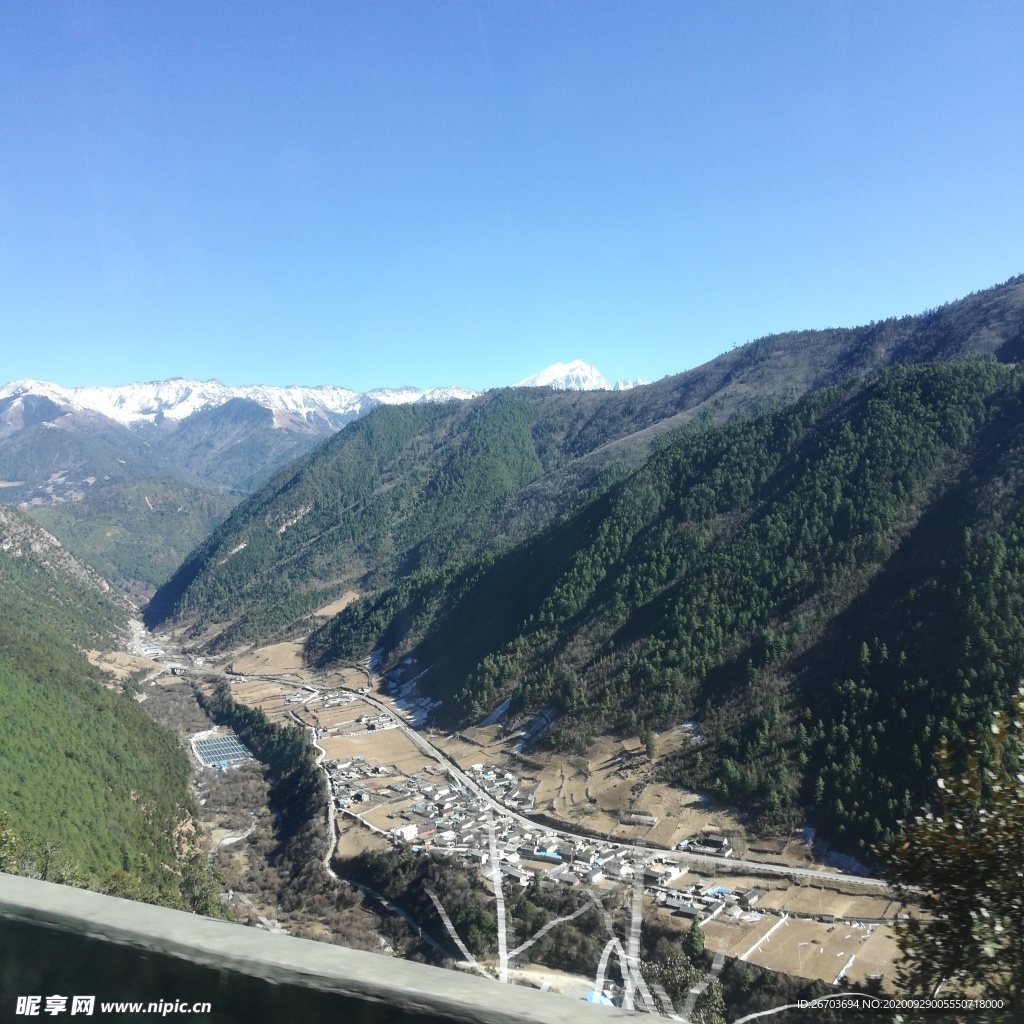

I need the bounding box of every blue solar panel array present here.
[194,734,252,766]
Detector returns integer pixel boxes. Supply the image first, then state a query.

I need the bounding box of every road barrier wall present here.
[0,873,632,1023]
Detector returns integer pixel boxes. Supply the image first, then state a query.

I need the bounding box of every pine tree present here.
[879,685,1024,1006]
[0,811,19,873]
[685,917,706,959]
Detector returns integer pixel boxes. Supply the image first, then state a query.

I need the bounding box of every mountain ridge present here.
[146,273,1024,655]
[308,360,1024,854]
[0,362,633,504]
[140,272,1024,857]
[0,356,637,432]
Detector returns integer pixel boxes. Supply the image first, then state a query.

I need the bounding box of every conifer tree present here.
[880,685,1024,1006]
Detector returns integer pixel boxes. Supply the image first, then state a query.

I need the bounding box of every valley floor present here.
[81,620,916,1008]
[157,632,911,995]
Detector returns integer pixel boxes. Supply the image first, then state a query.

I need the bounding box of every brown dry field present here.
[231,678,297,704]
[701,911,792,963]
[230,678,303,724]
[684,904,901,989]
[335,817,389,858]
[522,733,753,851]
[311,704,367,729]
[359,778,408,796]
[86,649,160,680]
[312,591,360,619]
[322,666,373,691]
[360,803,404,831]
[229,641,306,675]
[774,886,896,920]
[740,916,897,987]
[320,729,432,776]
[431,723,512,767]
[842,926,900,985]
[431,731,504,770]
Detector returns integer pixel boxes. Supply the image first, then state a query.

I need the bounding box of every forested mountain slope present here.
[0,396,173,505]
[148,275,1024,651]
[0,504,193,881]
[146,389,635,646]
[309,361,1024,854]
[30,478,238,597]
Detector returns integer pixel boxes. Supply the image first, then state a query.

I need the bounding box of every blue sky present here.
[2,1,1022,392]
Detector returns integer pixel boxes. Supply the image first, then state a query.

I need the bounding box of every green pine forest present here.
[307,361,1024,853]
[30,477,238,594]
[33,270,1019,859]
[0,507,195,887]
[147,274,1024,654]
[146,390,634,646]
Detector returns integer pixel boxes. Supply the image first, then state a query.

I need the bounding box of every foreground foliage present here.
[880,687,1024,1007]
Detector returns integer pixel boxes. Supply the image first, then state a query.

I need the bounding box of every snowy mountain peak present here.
[2,363,645,433]
[514,360,610,391]
[0,378,479,429]
[613,377,650,391]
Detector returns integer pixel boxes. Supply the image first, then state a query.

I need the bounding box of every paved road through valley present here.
[167,654,893,892]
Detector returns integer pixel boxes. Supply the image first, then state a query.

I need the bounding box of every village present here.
[206,652,774,931]
[324,749,760,926]
[176,643,900,993]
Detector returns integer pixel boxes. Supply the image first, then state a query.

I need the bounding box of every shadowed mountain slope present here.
[29,478,238,598]
[309,361,1024,854]
[148,275,1024,655]
[0,504,193,879]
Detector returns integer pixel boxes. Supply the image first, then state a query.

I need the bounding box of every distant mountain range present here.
[1,359,631,432]
[0,377,479,430]
[0,361,629,504]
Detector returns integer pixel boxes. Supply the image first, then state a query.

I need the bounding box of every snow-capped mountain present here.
[613,377,650,391]
[514,360,651,392]
[0,366,643,504]
[514,360,611,391]
[1,363,642,431]
[0,378,478,429]
[364,385,479,407]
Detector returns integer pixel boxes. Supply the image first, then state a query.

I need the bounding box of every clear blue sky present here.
[2,1,1021,392]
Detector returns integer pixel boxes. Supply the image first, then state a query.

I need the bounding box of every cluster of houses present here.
[382,764,541,872]
[283,687,371,709]
[386,796,761,921]
[325,756,399,808]
[321,738,764,929]
[679,832,734,858]
[462,762,535,812]
[319,712,398,737]
[282,686,398,736]
[655,880,761,922]
[389,798,626,890]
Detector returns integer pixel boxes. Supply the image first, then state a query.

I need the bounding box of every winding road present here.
[161,650,894,892]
